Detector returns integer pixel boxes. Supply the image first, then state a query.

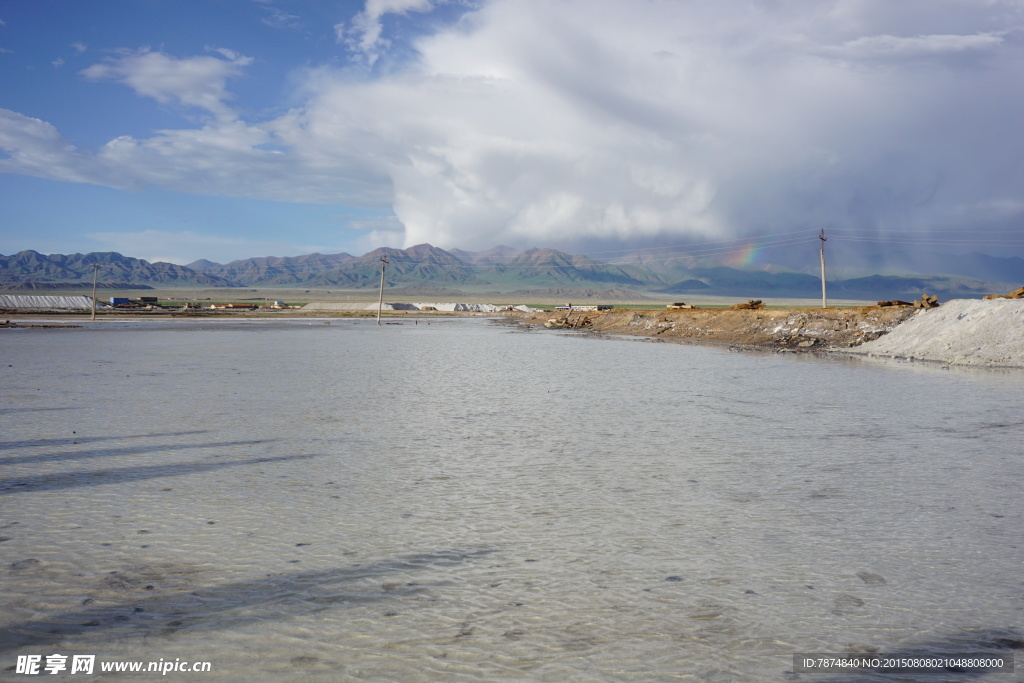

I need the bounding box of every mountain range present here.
[0,250,234,287]
[1,244,1020,299]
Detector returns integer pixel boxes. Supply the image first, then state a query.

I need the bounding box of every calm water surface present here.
[1,318,1022,681]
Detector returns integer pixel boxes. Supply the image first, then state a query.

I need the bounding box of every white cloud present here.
[71,42,87,53]
[3,0,1024,254]
[827,31,1006,61]
[351,0,1024,246]
[52,57,64,68]
[262,8,301,29]
[0,109,125,187]
[0,107,393,206]
[80,48,252,121]
[92,117,395,206]
[355,227,405,253]
[337,0,436,64]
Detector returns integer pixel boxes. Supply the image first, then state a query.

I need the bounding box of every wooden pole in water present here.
[819,229,827,309]
[376,257,388,325]
[90,263,100,321]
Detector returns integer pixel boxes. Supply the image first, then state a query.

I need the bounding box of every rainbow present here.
[724,242,762,268]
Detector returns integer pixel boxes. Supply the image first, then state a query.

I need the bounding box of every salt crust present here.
[301,302,532,312]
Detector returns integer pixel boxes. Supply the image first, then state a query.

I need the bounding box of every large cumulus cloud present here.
[1,0,1022,252]
[376,0,1024,248]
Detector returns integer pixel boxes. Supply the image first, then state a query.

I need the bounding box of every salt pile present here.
[844,298,1024,367]
[0,295,95,310]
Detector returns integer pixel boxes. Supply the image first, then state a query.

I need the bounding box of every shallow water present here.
[1,318,1022,681]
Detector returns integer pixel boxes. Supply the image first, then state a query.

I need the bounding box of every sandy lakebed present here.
[1,314,1023,681]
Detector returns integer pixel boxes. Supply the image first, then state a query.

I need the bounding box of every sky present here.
[1,0,1023,269]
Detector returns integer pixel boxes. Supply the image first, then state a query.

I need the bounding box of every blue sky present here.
[1,0,1023,268]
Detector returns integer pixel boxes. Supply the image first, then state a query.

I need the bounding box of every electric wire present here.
[333,231,1024,271]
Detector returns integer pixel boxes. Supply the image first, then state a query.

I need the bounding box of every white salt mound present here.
[0,295,95,309]
[844,299,1024,367]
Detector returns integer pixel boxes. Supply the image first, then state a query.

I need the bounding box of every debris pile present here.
[877,294,940,308]
[984,286,1024,300]
[544,315,592,329]
[729,299,764,310]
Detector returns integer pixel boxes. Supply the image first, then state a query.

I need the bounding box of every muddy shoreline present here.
[3,306,917,354]
[501,306,919,352]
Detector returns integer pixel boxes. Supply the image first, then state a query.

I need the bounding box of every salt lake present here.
[1,318,1021,681]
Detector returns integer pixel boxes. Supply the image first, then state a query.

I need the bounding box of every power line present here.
[602,236,817,265]
[828,227,1024,234]
[831,236,1024,247]
[575,228,818,256]
[374,235,819,269]
[337,231,1024,272]
[414,230,821,268]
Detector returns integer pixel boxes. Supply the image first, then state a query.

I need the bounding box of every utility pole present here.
[90,263,100,321]
[819,229,827,309]
[376,257,388,325]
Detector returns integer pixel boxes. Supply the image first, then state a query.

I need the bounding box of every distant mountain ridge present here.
[307,244,485,287]
[0,281,152,291]
[0,251,235,287]
[1,244,1019,298]
[190,252,357,285]
[479,248,662,288]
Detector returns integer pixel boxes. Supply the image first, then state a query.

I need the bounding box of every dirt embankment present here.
[504,306,918,351]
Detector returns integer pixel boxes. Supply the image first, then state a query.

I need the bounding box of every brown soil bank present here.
[504,306,918,350]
